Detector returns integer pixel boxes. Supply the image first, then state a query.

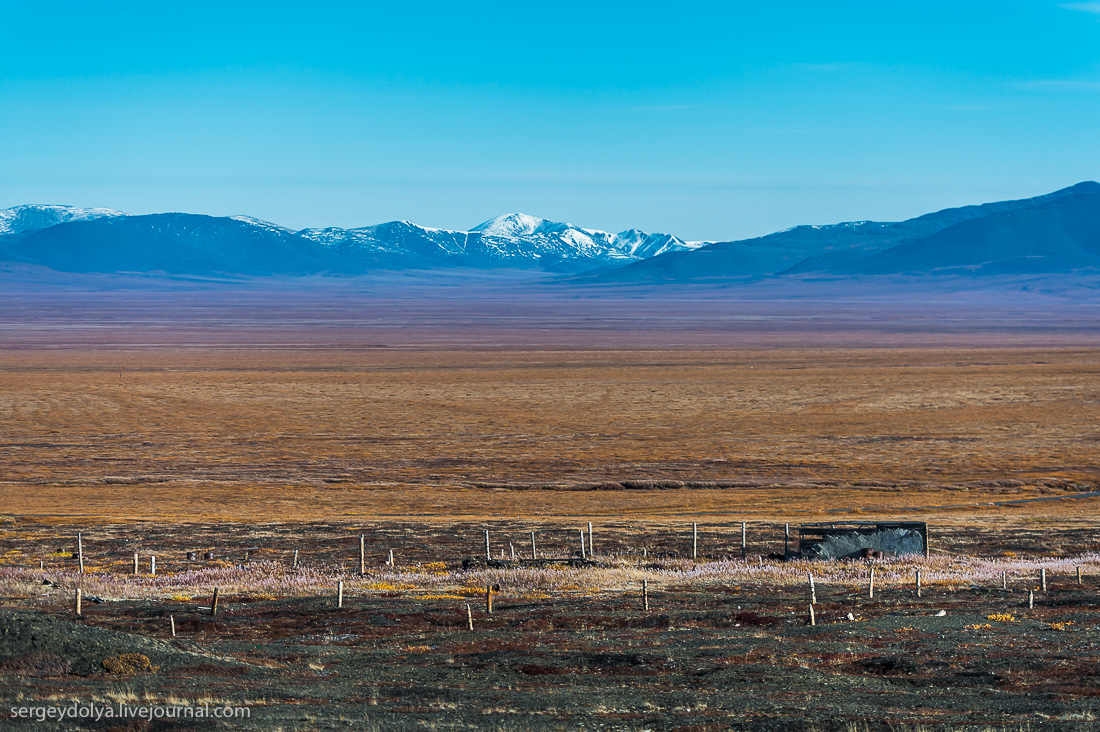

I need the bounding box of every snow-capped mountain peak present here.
[0,204,125,236]
[470,213,549,237]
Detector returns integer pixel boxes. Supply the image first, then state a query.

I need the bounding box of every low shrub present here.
[102,653,158,675]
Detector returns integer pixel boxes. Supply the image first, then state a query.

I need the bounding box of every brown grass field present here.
[1,344,1098,524]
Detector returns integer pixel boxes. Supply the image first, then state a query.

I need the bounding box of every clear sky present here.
[1,1,1099,241]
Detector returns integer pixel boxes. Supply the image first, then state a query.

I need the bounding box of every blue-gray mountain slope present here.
[592,182,1100,282]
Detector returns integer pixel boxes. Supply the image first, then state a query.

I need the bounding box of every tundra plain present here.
[2,288,1100,730]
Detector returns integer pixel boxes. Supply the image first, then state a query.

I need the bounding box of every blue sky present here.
[2,1,1099,241]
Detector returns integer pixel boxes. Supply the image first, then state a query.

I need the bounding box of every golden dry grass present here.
[0,346,1097,524]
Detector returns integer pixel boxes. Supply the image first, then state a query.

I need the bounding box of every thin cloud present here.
[1060,2,1100,13]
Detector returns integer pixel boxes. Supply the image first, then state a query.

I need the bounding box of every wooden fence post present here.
[868,567,875,600]
[809,572,816,605]
[293,549,299,569]
[77,532,84,574]
[741,522,747,560]
[359,535,366,575]
[579,530,586,560]
[916,570,922,598]
[133,553,139,576]
[784,523,790,559]
[150,555,156,576]
[337,581,344,609]
[170,615,176,637]
[388,549,395,567]
[1002,571,1007,590]
[642,579,649,611]
[1028,589,1034,609]
[530,531,537,560]
[692,522,698,561]
[1078,566,1083,585]
[485,585,493,614]
[211,587,220,616]
[485,530,491,561]
[510,543,515,561]
[1041,568,1047,592]
[808,603,815,626]
[588,522,594,557]
[466,603,474,631]
[75,589,81,616]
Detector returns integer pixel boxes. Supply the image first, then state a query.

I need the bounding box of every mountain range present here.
[1,182,1098,281]
[0,209,698,276]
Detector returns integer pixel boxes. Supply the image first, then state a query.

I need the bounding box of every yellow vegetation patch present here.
[102,653,158,675]
[365,581,413,592]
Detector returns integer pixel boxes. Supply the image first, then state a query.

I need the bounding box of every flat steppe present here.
[2,285,1100,730]
[1,343,1097,523]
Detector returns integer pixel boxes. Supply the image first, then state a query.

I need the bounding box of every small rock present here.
[846,612,856,621]
[933,610,947,617]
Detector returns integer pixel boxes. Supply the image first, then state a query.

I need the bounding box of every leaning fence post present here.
[809,572,816,605]
[77,532,84,574]
[808,603,815,626]
[530,531,537,561]
[170,615,176,637]
[211,587,220,616]
[466,603,474,631]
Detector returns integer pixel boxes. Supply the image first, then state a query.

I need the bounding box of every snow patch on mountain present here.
[229,215,291,233]
[0,204,125,236]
